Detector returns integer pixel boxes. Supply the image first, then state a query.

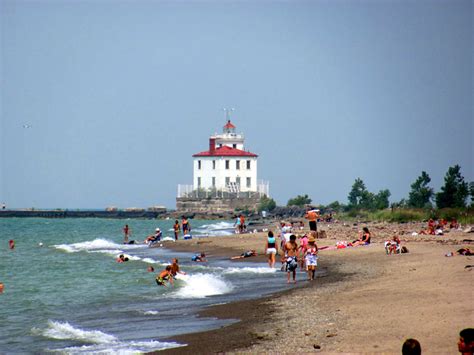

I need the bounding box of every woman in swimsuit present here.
[265,231,278,268]
[304,236,318,280]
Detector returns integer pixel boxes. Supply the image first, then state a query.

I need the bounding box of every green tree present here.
[348,178,369,209]
[469,181,474,207]
[258,195,276,212]
[436,165,469,208]
[373,189,391,210]
[408,171,434,208]
[326,200,344,212]
[287,194,312,207]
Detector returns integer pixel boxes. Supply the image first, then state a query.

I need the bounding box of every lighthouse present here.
[177,119,269,212]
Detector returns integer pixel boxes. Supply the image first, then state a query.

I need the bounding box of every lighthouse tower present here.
[192,120,258,192]
[177,118,269,212]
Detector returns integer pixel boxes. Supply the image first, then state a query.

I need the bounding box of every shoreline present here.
[154,221,473,353]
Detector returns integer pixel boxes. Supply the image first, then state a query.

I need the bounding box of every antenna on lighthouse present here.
[223,107,235,121]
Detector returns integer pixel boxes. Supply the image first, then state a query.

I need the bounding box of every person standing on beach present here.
[305,208,319,232]
[304,235,318,281]
[173,220,180,241]
[284,234,299,283]
[234,215,241,234]
[265,231,278,268]
[123,224,130,244]
[239,214,246,233]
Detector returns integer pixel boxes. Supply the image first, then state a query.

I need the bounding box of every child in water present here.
[155,266,174,287]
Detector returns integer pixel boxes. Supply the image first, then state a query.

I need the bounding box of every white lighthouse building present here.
[177,120,269,203]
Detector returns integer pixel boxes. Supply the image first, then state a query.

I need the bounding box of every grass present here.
[339,208,474,224]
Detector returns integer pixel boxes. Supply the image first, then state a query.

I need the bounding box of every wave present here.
[139,310,159,315]
[170,273,233,298]
[193,221,235,236]
[38,320,182,353]
[221,267,277,275]
[53,238,144,253]
[39,320,116,344]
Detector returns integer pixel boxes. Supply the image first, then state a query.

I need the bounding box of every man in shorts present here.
[284,234,299,283]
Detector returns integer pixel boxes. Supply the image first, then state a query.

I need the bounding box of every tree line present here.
[258,164,473,212]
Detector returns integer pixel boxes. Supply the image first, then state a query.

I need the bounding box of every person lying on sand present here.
[191,252,207,262]
[457,248,473,256]
[231,250,257,260]
[155,265,174,287]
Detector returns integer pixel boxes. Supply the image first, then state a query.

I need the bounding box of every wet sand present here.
[157,221,474,354]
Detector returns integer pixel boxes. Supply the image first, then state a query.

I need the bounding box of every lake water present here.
[0,218,297,353]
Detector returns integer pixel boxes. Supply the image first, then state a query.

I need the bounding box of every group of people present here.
[263,230,319,283]
[154,258,187,286]
[234,214,247,234]
[418,217,459,235]
[122,217,192,246]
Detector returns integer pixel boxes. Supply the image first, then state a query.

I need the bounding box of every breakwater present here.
[0,209,166,219]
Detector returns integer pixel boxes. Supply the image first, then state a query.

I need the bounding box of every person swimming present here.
[155,266,174,287]
[191,252,207,262]
[116,254,129,263]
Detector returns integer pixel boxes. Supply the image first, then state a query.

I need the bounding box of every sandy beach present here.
[158,220,474,354]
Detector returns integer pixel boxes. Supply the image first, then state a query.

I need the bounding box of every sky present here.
[0,0,472,209]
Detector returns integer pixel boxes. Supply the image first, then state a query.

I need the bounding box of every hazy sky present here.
[1,0,472,209]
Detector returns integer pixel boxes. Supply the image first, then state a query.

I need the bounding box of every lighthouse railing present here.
[178,182,270,199]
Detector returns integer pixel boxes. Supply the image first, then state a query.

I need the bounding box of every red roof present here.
[224,120,236,129]
[193,145,258,157]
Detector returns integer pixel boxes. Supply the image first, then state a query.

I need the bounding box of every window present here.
[225,177,230,186]
[198,160,201,170]
[212,160,216,169]
[236,177,241,187]
[246,160,251,169]
[225,160,230,169]
[236,160,240,170]
[246,177,251,188]
[212,177,216,187]
[197,177,201,187]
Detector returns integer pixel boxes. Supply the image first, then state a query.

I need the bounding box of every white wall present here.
[193,156,258,191]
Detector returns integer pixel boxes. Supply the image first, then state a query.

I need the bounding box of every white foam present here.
[53,238,144,253]
[142,257,161,264]
[55,340,183,354]
[40,320,116,344]
[194,221,234,236]
[40,320,183,353]
[170,273,233,298]
[222,267,277,275]
[140,310,159,315]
